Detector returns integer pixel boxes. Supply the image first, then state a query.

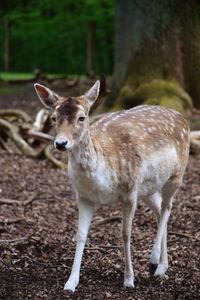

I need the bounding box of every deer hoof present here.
[154,263,168,277]
[149,263,158,276]
[123,275,135,288]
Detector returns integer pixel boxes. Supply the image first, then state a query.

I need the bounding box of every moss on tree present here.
[112,79,192,113]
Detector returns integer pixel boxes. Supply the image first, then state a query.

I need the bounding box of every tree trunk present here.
[4,15,10,72]
[108,0,200,110]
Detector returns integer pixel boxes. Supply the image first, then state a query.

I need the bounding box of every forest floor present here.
[0,82,199,300]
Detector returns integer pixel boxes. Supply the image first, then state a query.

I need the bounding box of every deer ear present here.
[34,83,59,110]
[85,80,100,106]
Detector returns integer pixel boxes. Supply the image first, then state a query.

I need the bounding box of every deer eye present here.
[51,115,56,122]
[78,116,85,122]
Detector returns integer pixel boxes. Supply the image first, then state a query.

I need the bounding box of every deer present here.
[34,81,190,292]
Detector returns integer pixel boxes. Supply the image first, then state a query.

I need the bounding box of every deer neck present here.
[68,129,98,172]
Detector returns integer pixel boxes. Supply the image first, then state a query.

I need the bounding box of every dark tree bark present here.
[108,0,200,110]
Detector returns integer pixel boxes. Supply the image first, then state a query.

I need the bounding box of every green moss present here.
[115,79,193,113]
[145,96,184,113]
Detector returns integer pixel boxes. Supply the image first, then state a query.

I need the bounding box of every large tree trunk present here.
[108,0,200,111]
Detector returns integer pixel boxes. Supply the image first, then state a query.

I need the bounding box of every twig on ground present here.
[168,231,191,238]
[23,191,38,206]
[0,217,25,225]
[95,216,121,226]
[84,245,122,251]
[0,236,28,243]
[0,231,36,247]
[0,192,38,206]
[0,198,21,205]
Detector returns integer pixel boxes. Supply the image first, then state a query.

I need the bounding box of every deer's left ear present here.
[85,80,100,106]
[34,83,59,110]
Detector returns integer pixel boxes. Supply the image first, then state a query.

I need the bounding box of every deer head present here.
[34,81,100,151]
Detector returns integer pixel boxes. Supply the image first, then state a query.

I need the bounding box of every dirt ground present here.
[0,83,199,300]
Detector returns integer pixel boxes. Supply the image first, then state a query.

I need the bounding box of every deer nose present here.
[55,140,68,151]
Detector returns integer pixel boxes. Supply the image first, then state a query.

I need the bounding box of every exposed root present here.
[44,144,67,169]
[0,118,41,157]
[190,130,200,154]
[0,109,32,123]
[26,130,53,142]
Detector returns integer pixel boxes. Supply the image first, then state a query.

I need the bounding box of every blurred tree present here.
[3,15,10,71]
[108,0,200,110]
[0,0,114,75]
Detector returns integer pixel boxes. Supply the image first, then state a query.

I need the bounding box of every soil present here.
[0,83,199,300]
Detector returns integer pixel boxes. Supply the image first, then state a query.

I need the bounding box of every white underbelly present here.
[138,147,179,197]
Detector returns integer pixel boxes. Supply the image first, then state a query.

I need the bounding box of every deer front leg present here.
[64,198,94,292]
[122,196,137,288]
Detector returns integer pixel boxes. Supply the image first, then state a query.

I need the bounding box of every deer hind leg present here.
[64,198,95,292]
[143,192,163,274]
[150,179,181,277]
[122,192,137,288]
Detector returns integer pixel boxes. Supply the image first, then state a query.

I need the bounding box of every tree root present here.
[0,118,40,156]
[190,130,200,154]
[44,144,67,169]
[26,130,53,142]
[0,109,32,123]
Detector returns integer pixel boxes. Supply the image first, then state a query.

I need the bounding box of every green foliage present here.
[0,0,115,74]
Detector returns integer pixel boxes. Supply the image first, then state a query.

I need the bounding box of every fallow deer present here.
[34,81,190,292]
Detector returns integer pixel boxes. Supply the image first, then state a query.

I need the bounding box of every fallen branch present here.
[0,118,43,157]
[95,216,121,226]
[0,236,28,243]
[0,198,20,205]
[0,232,35,248]
[193,195,200,200]
[0,192,37,206]
[190,130,200,154]
[0,109,32,123]
[23,191,38,206]
[26,130,53,142]
[168,231,191,238]
[84,245,122,251]
[0,217,25,225]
